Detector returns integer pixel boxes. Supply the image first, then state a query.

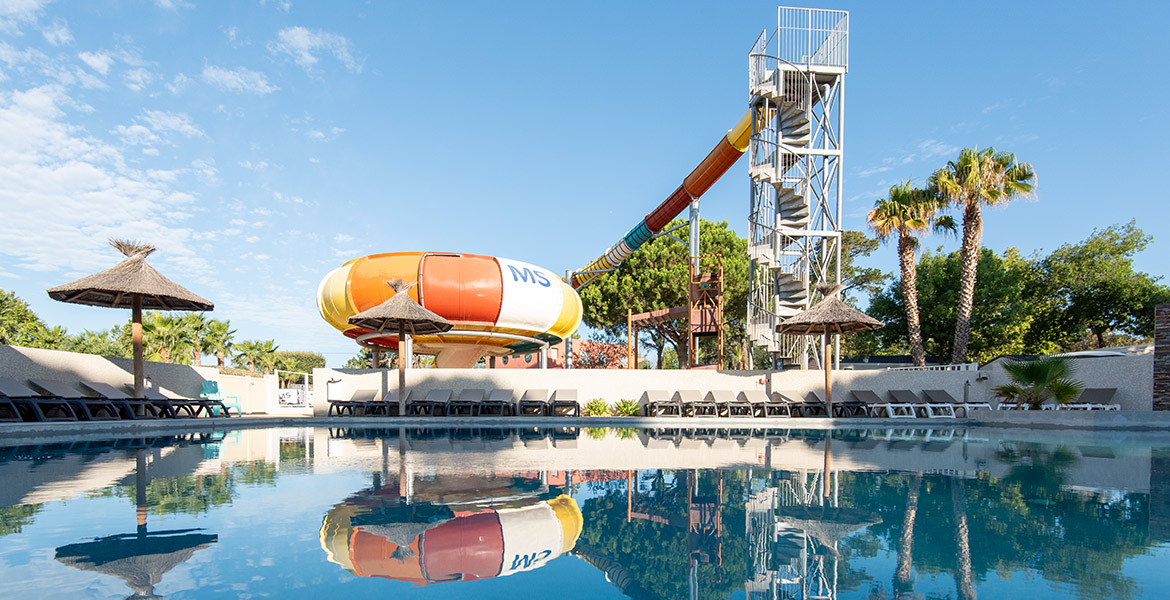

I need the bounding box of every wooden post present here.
[627,309,633,369]
[131,294,144,398]
[824,332,833,418]
[398,322,407,416]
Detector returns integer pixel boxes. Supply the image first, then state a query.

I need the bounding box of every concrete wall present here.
[0,344,217,398]
[979,352,1154,410]
[217,373,269,415]
[310,365,983,416]
[1156,304,1169,410]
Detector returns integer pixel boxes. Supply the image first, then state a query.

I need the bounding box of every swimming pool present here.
[0,425,1166,599]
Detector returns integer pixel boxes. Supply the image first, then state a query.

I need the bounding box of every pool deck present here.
[2,410,1170,446]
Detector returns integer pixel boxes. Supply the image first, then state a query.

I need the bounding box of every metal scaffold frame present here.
[747,7,847,369]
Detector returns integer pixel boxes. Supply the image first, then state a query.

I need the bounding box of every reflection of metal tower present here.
[747,7,848,368]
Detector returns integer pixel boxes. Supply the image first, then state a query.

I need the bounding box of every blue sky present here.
[1,1,1167,366]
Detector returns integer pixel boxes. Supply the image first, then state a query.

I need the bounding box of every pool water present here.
[0,426,1167,599]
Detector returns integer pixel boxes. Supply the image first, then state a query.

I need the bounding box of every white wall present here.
[978,353,1153,410]
[311,366,984,416]
[0,344,217,398]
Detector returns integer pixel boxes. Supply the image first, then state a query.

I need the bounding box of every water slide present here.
[317,113,752,364]
[568,110,753,288]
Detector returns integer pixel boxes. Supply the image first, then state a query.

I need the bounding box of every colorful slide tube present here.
[317,252,582,367]
[320,494,583,585]
[569,109,754,289]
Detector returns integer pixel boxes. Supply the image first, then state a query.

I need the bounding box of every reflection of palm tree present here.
[951,478,977,600]
[894,473,922,597]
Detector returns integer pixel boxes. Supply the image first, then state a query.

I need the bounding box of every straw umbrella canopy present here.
[776,284,882,418]
[347,280,453,414]
[46,240,213,398]
[783,505,881,552]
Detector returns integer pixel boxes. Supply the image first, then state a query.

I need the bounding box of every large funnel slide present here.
[569,110,753,288]
[318,252,582,367]
[320,495,583,585]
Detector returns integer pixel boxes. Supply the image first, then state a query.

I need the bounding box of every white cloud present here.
[228,219,247,226]
[244,235,260,243]
[238,159,268,170]
[268,26,361,74]
[201,64,278,94]
[0,84,205,276]
[308,156,319,163]
[333,233,354,243]
[0,0,49,33]
[259,0,292,13]
[917,139,958,161]
[166,73,190,93]
[78,51,113,75]
[155,0,193,10]
[122,67,153,91]
[142,147,160,156]
[111,123,160,146]
[305,129,324,140]
[190,158,218,184]
[41,18,71,46]
[857,165,892,177]
[141,109,204,138]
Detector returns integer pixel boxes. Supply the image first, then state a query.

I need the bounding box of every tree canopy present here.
[577,219,747,368]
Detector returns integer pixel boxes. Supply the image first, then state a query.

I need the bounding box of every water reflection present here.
[0,426,1163,599]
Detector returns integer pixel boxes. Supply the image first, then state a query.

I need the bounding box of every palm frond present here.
[109,239,156,258]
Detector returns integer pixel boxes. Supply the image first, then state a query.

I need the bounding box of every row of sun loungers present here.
[329,388,582,418]
[0,377,234,422]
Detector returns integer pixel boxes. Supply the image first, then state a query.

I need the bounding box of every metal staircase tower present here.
[747,7,848,368]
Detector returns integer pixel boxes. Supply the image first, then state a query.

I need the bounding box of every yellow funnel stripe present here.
[550,283,583,340]
[546,494,583,553]
[727,109,753,152]
[317,264,357,333]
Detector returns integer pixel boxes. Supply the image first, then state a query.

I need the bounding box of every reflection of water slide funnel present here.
[783,505,880,554]
[320,494,582,585]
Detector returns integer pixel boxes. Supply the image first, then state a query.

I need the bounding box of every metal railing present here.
[887,362,980,372]
[776,6,849,68]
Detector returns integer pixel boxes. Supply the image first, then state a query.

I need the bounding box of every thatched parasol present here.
[56,529,218,599]
[348,280,453,414]
[55,450,217,599]
[776,284,882,419]
[47,240,213,398]
[783,505,881,553]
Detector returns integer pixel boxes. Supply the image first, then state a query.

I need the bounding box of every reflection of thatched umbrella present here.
[783,505,881,552]
[348,280,453,415]
[47,240,213,398]
[56,529,217,599]
[54,450,217,599]
[776,284,882,418]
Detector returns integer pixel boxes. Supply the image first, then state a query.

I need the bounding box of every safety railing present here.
[776,6,848,68]
[887,363,980,372]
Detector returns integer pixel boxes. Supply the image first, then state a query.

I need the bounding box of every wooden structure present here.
[688,254,724,369]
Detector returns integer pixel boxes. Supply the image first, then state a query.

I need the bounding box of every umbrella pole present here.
[132,294,144,398]
[398,322,406,416]
[824,333,832,418]
[135,449,147,536]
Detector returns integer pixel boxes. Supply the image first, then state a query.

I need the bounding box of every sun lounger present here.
[0,387,20,422]
[890,389,955,418]
[550,389,580,417]
[445,389,484,416]
[140,388,220,417]
[78,381,162,419]
[329,389,377,416]
[675,390,716,417]
[707,390,752,417]
[923,389,988,418]
[0,377,78,422]
[852,390,913,418]
[28,379,120,421]
[809,389,869,418]
[478,389,515,416]
[1062,388,1121,411]
[408,389,452,416]
[642,390,682,417]
[360,390,400,416]
[739,390,790,418]
[773,391,809,417]
[518,389,550,416]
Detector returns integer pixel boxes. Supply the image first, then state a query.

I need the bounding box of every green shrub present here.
[614,427,638,440]
[584,427,609,440]
[583,398,610,416]
[613,399,640,417]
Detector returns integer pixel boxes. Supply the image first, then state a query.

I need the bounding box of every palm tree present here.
[868,182,954,366]
[179,312,212,366]
[993,356,1084,409]
[143,312,191,363]
[205,319,236,367]
[931,147,1035,364]
[894,472,923,596]
[233,339,278,373]
[951,478,977,600]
